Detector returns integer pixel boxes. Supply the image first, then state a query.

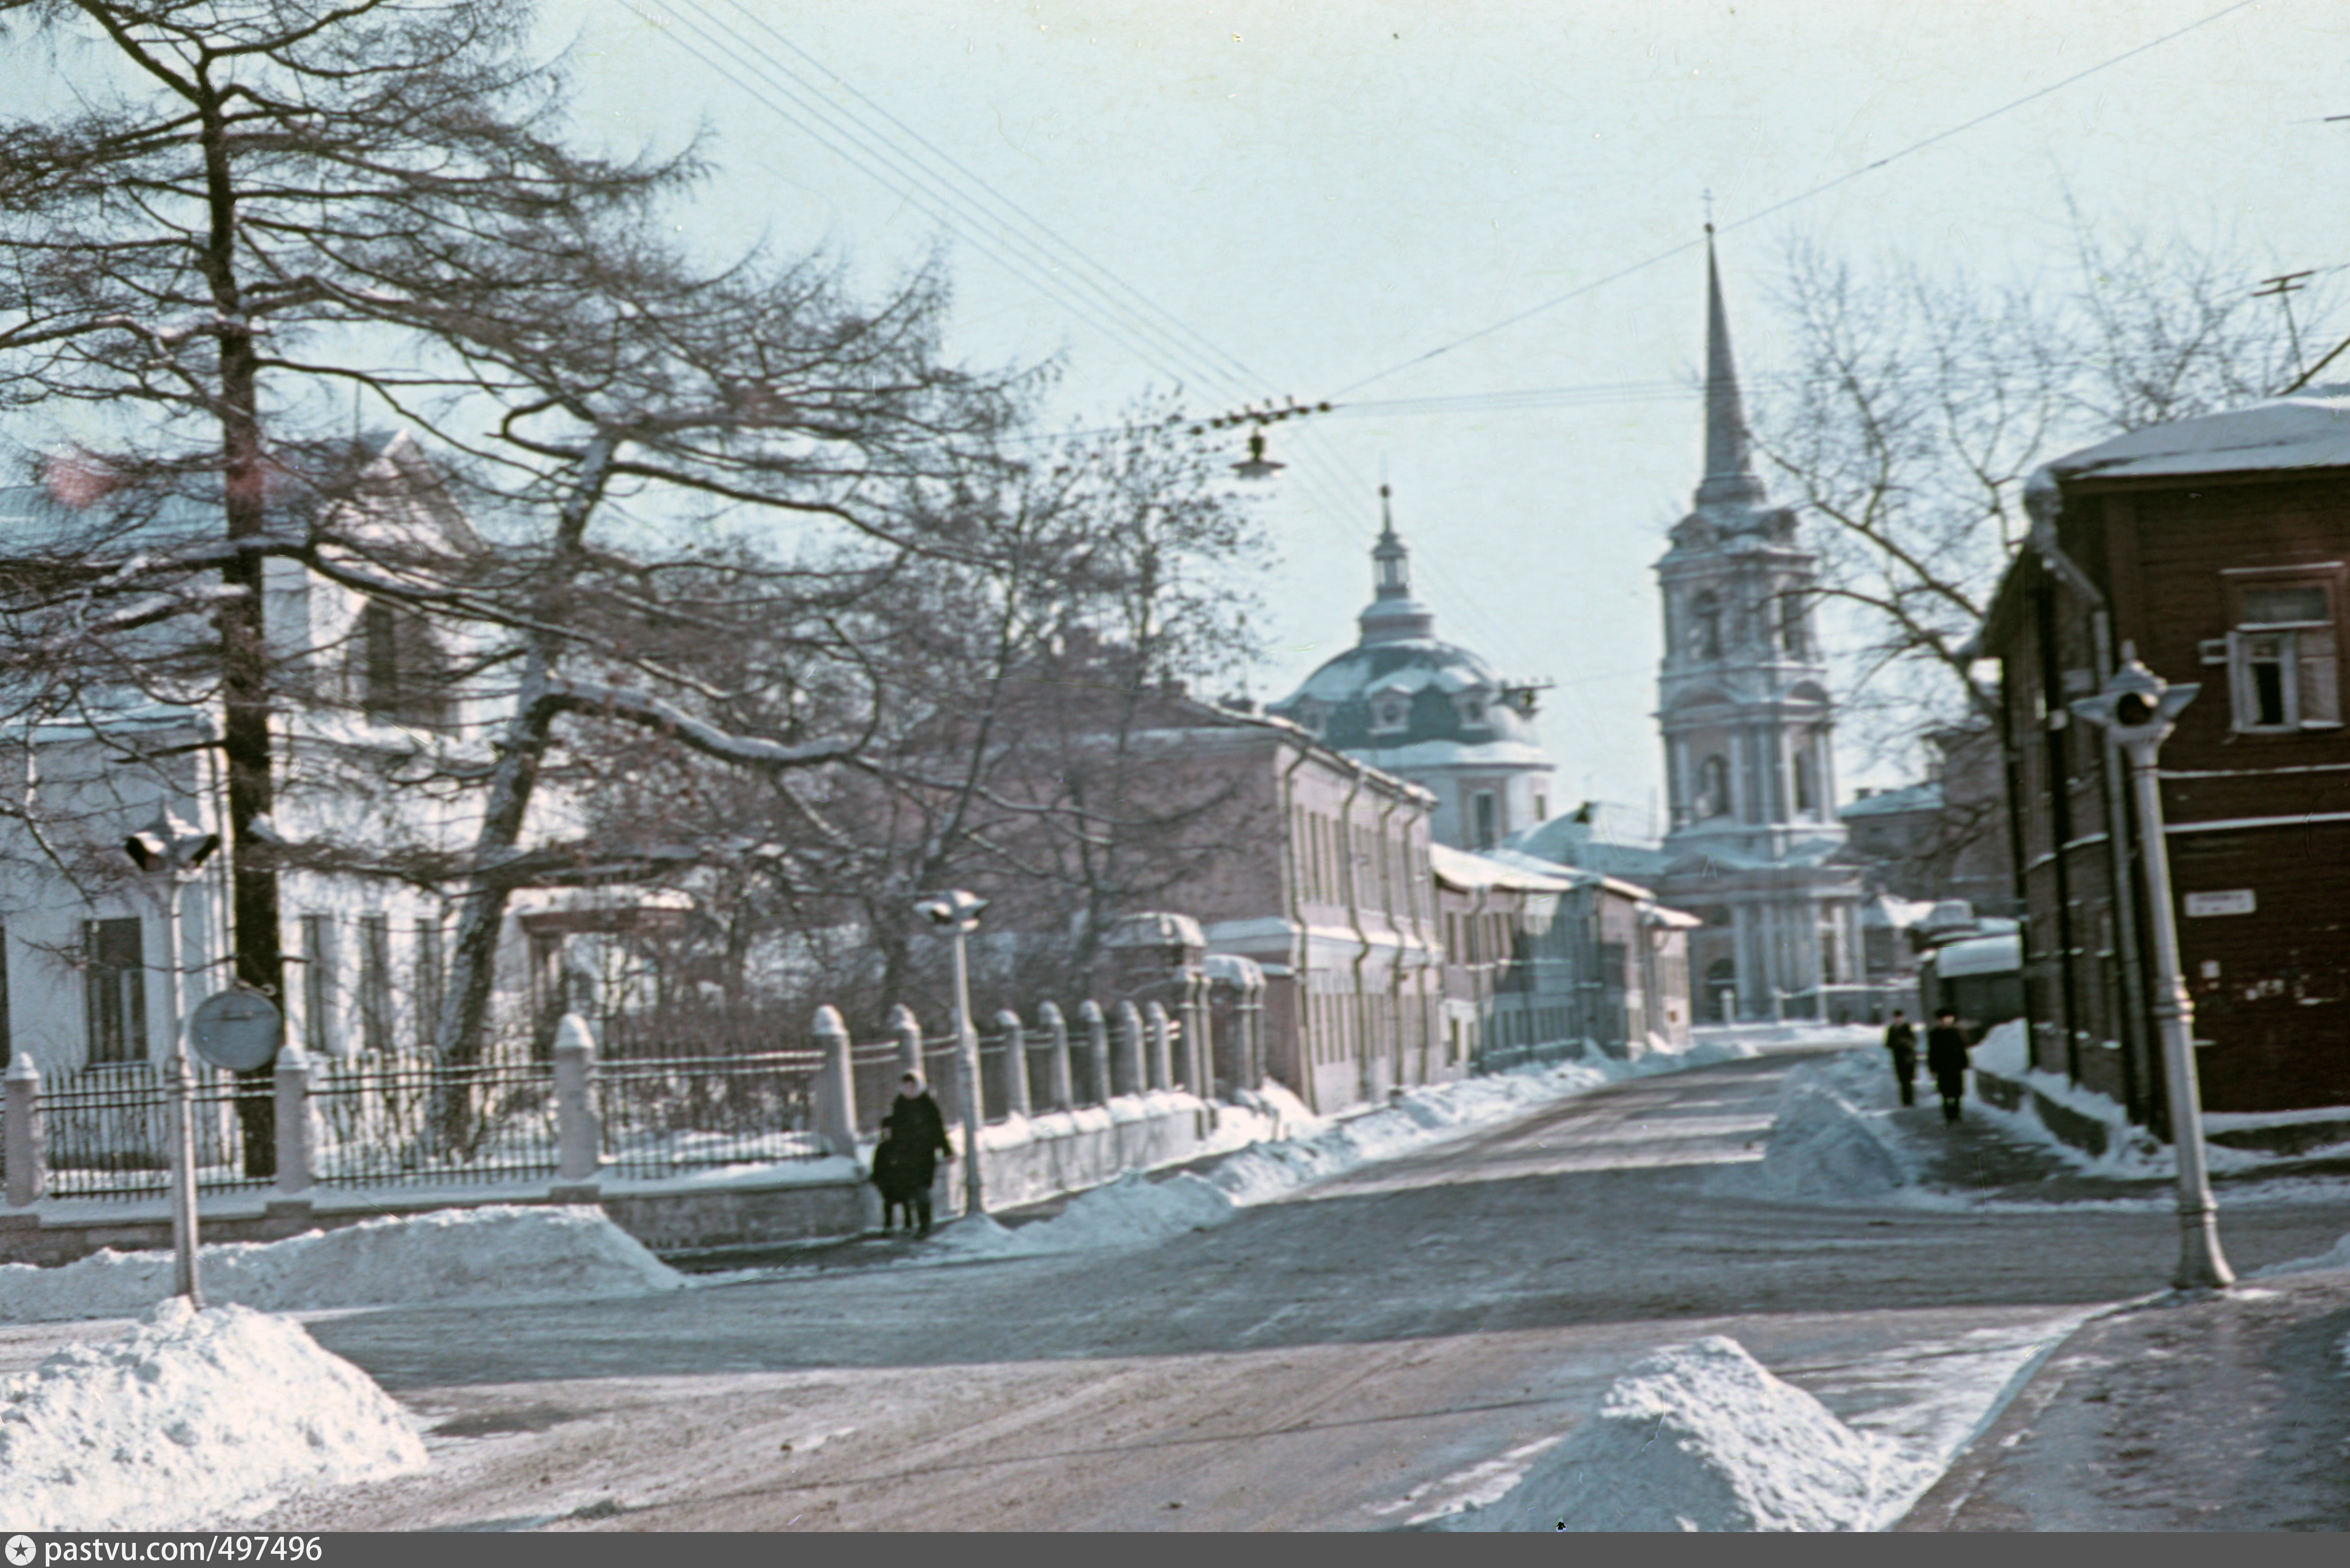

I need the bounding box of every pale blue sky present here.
[9,2,2345,823]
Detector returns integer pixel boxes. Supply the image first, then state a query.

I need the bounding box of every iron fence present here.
[309,1053,560,1188]
[38,1061,273,1204]
[595,1041,825,1179]
[850,1041,904,1137]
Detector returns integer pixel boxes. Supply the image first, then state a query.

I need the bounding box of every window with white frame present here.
[2202,571,2342,732]
[1371,693,1410,731]
[83,916,147,1064]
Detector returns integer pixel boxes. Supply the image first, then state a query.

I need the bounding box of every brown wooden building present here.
[1979,391,2350,1121]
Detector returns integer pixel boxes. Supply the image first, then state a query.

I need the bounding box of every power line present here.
[1330,0,2268,398]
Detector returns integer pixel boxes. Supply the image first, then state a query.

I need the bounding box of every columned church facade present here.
[1651,238,1863,1020]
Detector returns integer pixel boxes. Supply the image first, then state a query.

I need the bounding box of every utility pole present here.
[2254,270,2314,386]
[125,810,221,1306]
[916,890,989,1217]
[2071,648,2234,1291]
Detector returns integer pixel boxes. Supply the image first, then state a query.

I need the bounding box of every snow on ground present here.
[0,1207,684,1324]
[2251,1228,2350,1277]
[0,1299,427,1531]
[1970,1022,2350,1180]
[932,1035,1783,1260]
[1423,1311,2096,1533]
[1441,1337,1890,1532]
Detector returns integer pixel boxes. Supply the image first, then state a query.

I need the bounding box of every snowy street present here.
[134,1040,2338,1532]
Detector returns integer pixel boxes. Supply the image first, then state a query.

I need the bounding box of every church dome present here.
[1268,490,1544,759]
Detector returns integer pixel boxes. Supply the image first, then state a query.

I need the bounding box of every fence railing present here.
[2,993,1240,1209]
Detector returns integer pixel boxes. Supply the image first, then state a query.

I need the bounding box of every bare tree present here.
[1754,227,2338,763]
[0,0,687,1027]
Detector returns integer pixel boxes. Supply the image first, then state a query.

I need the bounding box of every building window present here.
[1697,754,1732,819]
[358,913,393,1054]
[353,600,450,728]
[1780,592,1809,660]
[415,916,443,1051]
[2207,576,2340,732]
[1457,693,1486,726]
[301,913,338,1056]
[1372,694,1409,731]
[1793,748,1818,815]
[83,917,147,1063]
[1473,792,1499,849]
[1691,590,1723,661]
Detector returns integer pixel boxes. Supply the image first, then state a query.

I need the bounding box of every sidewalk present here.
[1896,1269,2350,1531]
[1881,1092,2350,1531]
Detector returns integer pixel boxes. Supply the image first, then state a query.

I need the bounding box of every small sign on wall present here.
[2183,889,2256,917]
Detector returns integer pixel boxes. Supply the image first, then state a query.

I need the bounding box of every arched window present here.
[1697,754,1732,819]
[1779,592,1809,660]
[1371,695,1409,732]
[1691,590,1723,661]
[1793,748,1818,816]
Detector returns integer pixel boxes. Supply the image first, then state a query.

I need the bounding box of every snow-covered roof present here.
[1841,782,1942,819]
[1933,932,2021,978]
[2048,386,2350,484]
[1429,841,1581,893]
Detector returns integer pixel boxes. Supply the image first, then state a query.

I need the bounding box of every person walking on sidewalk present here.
[1882,1010,1919,1107]
[1926,1009,1972,1125]
[880,1072,954,1237]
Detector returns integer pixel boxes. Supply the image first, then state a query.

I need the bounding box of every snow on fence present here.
[2,992,1234,1209]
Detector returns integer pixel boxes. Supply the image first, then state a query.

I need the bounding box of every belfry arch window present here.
[1690,590,1723,661]
[1696,754,1732,819]
[1793,747,1819,816]
[1779,592,1809,660]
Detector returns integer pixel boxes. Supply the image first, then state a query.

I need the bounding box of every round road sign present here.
[188,987,283,1071]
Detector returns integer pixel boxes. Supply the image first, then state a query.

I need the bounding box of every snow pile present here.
[1444,1336,1891,1532]
[0,1299,427,1530]
[0,1207,684,1323]
[2251,1229,2350,1277]
[1969,1022,2235,1177]
[1705,1051,1915,1204]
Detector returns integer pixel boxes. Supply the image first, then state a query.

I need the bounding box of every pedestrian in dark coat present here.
[1926,1010,1971,1125]
[1883,1011,1919,1107]
[878,1072,954,1237]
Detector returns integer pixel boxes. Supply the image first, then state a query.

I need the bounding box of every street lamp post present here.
[2071,645,2234,1290]
[916,890,989,1217]
[124,809,221,1306]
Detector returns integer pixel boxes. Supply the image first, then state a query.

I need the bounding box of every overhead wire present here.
[641,1,1544,671]
[1330,0,2267,397]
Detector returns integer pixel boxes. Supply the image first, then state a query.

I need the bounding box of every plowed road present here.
[239,1046,2344,1530]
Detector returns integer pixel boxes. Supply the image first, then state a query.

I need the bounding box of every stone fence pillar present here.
[552,1013,603,1185]
[995,1009,1032,1118]
[1079,1000,1110,1105]
[1116,1001,1146,1097]
[1038,1001,1073,1111]
[272,1044,314,1197]
[1145,1002,1174,1093]
[812,1005,859,1159]
[891,1004,925,1084]
[5,1051,43,1208]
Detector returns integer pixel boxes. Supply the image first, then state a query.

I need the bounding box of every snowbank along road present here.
[182,1047,2350,1529]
